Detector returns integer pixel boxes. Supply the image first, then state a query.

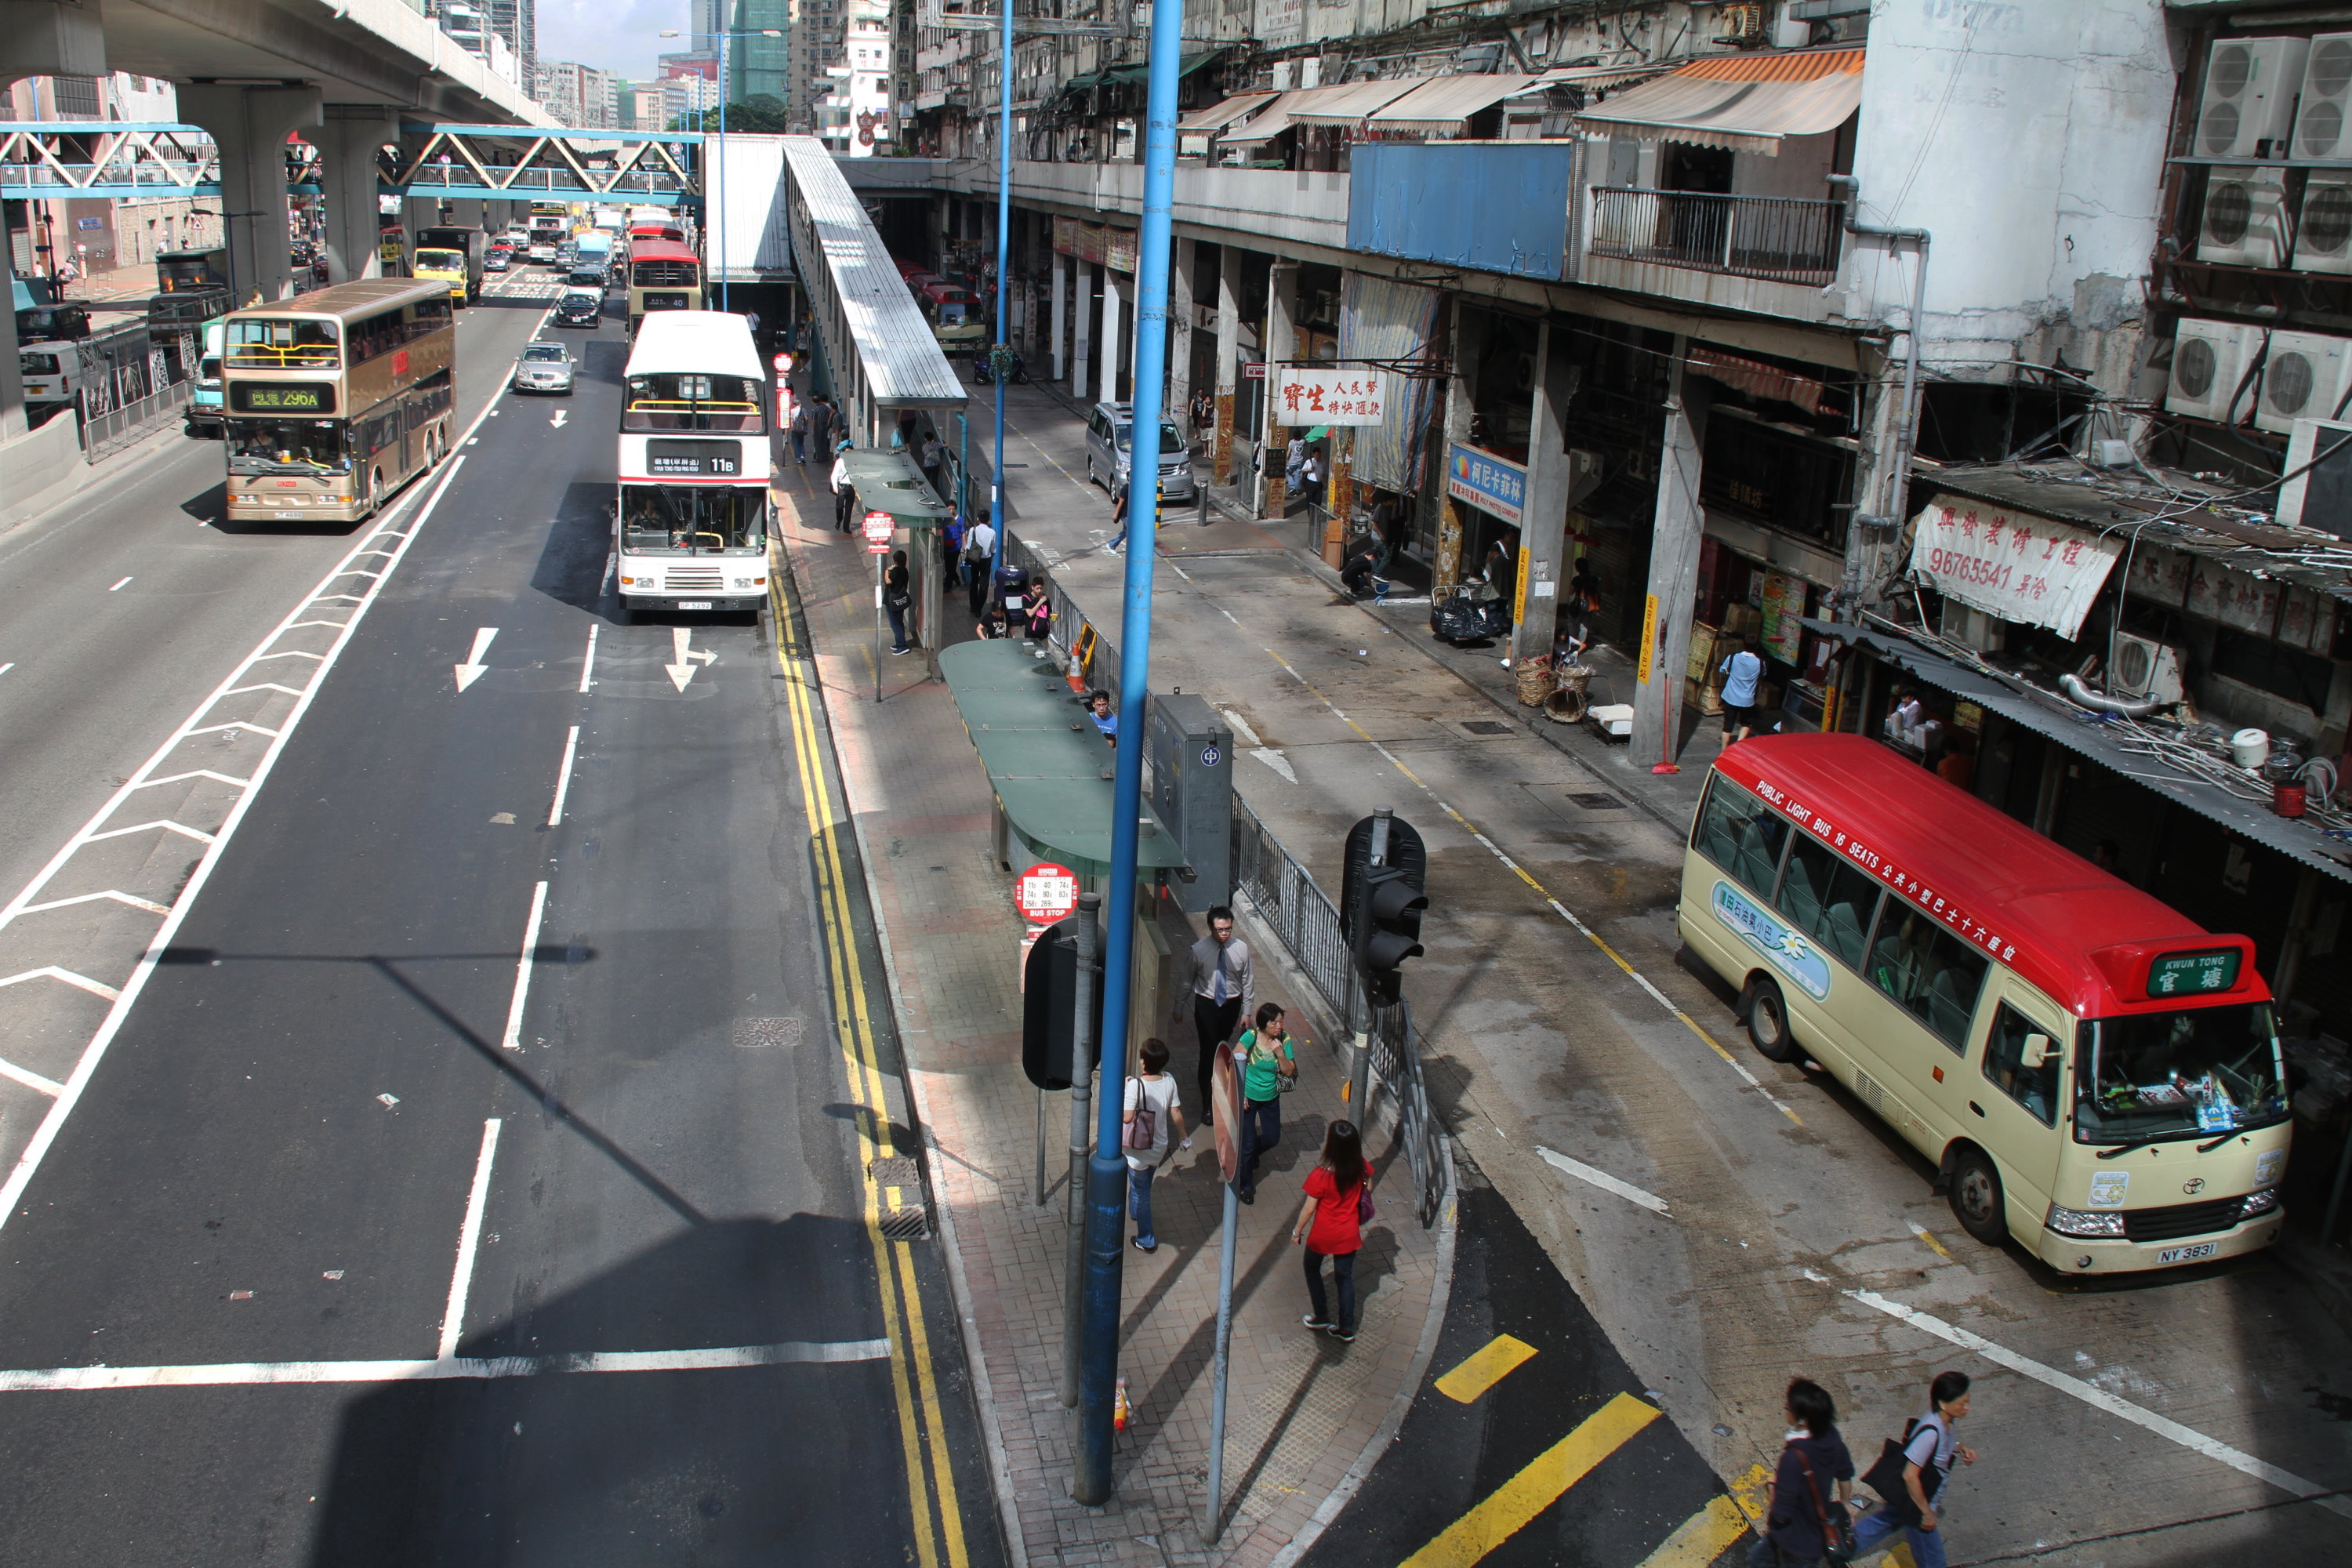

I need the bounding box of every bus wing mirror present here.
[2021,1033,2055,1069]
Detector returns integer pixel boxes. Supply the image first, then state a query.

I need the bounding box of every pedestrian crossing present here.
[485,271,570,301]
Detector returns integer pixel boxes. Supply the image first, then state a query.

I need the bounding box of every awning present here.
[1359,74,1540,135]
[1178,93,1277,134]
[1686,347,1828,415]
[1220,85,1351,145]
[840,450,949,521]
[1576,47,1865,155]
[1287,78,1422,129]
[1806,621,2352,887]
[941,641,1189,878]
[1503,64,1675,100]
[1102,51,1221,86]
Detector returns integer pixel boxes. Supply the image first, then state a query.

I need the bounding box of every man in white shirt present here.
[830,443,855,532]
[1185,906,1254,1123]
[963,517,996,612]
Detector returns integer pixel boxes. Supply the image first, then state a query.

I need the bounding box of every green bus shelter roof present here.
[941,640,1189,877]
[841,449,949,521]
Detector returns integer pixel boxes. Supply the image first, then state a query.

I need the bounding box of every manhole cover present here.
[1460,720,1512,735]
[1568,792,1626,810]
[733,1017,804,1049]
[870,1155,930,1240]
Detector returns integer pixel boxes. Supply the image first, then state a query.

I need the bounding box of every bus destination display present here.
[646,439,741,477]
[230,383,336,413]
[2148,949,2241,998]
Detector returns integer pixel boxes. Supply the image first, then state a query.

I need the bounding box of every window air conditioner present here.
[2111,633,2188,706]
[2278,416,2352,539]
[2197,35,2309,158]
[2256,329,2352,434]
[2198,165,2290,267]
[2294,173,2352,273]
[2294,34,2352,159]
[2165,319,2262,423]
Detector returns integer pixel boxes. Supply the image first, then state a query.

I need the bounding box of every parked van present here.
[1085,401,1196,503]
[185,319,227,437]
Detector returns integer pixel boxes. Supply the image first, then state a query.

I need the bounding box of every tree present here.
[673,94,790,134]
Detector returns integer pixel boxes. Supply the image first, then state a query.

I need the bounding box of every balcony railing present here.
[1588,187,1846,286]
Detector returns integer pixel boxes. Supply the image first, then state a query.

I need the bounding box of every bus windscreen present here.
[2076,1006,2289,1146]
[621,485,765,553]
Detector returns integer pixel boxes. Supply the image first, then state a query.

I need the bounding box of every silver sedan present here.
[510,343,574,395]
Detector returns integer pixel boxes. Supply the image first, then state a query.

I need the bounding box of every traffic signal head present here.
[1358,863,1426,1007]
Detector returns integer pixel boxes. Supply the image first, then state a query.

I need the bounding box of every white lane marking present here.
[1219,707,1262,746]
[499,881,550,1051]
[578,622,600,692]
[107,577,132,593]
[17,890,172,917]
[1247,747,1297,783]
[600,551,616,597]
[0,1056,64,1097]
[0,1340,895,1391]
[454,626,499,691]
[1846,1289,2352,1520]
[0,967,120,1002]
[664,626,715,691]
[550,409,568,429]
[84,820,215,844]
[133,770,251,790]
[438,1118,503,1360]
[0,663,13,676]
[1536,1145,1671,1216]
[546,727,580,827]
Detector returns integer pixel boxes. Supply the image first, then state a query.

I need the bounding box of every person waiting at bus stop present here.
[1233,1003,1297,1203]
[830,439,856,532]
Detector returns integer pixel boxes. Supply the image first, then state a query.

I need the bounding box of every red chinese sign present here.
[1270,366,1388,426]
[1014,862,1081,925]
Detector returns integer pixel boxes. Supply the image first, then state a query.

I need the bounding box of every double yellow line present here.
[770,554,972,1568]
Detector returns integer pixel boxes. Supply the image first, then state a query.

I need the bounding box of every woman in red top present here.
[1290,1120,1369,1342]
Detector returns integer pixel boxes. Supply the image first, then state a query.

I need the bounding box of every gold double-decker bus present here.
[220,279,456,524]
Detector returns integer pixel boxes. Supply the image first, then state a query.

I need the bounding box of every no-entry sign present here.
[1015,862,1080,925]
[862,510,894,554]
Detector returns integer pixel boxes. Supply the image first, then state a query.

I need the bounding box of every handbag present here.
[1791,1446,1856,1565]
[1860,1417,1941,1529]
[1122,1079,1157,1152]
[1355,1180,1375,1225]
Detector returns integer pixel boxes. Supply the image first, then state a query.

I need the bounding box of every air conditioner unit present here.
[2198,36,2310,158]
[2294,34,2352,158]
[2256,329,2352,433]
[2111,633,2189,706]
[2295,173,2352,273]
[2278,416,2352,539]
[2199,165,2290,267]
[2166,319,2261,423]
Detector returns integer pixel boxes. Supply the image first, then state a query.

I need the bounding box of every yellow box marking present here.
[1433,1334,1537,1405]
[1635,1494,1751,1568]
[1399,1391,1660,1567]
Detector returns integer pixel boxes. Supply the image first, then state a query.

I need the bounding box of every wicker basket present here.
[1515,654,1556,707]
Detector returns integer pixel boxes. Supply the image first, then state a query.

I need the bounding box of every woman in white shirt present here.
[1122,1037,1191,1254]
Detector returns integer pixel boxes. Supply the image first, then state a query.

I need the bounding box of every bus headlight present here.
[2240,1187,2280,1219]
[2045,1204,2126,1239]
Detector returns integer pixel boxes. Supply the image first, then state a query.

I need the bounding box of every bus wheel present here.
[1948,1147,2007,1246]
[1743,976,1798,1063]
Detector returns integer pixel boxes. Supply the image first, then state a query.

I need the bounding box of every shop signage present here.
[1050,216,1137,274]
[1758,572,1806,665]
[1255,0,1305,49]
[1269,366,1387,426]
[1908,501,2120,641]
[1445,442,1526,527]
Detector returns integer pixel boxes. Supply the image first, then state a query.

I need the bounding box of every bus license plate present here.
[677,601,712,610]
[2158,1241,2219,1264]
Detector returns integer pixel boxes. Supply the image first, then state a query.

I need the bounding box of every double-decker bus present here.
[220,278,456,524]
[615,311,769,619]
[626,238,704,339]
[1680,734,2290,1274]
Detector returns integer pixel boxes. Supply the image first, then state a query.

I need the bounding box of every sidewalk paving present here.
[768,457,1450,1567]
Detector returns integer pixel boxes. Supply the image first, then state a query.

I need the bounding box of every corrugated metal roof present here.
[1364,74,1541,135]
[1178,93,1276,133]
[1576,47,1865,154]
[779,137,966,409]
[1288,78,1423,128]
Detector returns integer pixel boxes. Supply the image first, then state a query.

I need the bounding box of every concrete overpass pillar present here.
[448,198,488,234]
[180,85,322,304]
[2,2,104,440]
[317,110,393,286]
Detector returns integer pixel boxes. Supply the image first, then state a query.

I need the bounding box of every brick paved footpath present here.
[767,462,1450,1568]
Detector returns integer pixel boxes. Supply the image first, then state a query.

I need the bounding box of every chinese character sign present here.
[1445,442,1527,527]
[1907,502,2120,641]
[1269,367,1389,428]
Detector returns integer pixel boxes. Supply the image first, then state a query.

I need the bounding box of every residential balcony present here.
[917,156,1350,251]
[1581,185,1851,322]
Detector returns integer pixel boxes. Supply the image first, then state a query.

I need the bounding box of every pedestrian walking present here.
[1284,433,1307,496]
[1751,1378,1854,1568]
[789,398,811,465]
[1290,1120,1370,1343]
[1189,387,1214,445]
[1121,1037,1190,1254]
[1087,689,1117,741]
[1232,1002,1297,1203]
[920,431,946,498]
[940,516,966,593]
[1854,1371,1978,1568]
[884,549,915,655]
[831,441,857,532]
[1301,448,1323,507]
[1720,635,1764,746]
[807,394,838,458]
[1106,482,1131,554]
[1185,907,1253,1122]
[964,516,996,612]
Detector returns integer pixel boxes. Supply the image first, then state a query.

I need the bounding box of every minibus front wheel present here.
[1741,975,1798,1063]
[1948,1145,2008,1246]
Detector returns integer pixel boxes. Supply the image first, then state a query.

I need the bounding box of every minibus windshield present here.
[2074,1004,2288,1147]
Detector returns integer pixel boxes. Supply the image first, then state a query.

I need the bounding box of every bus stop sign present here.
[862,510,894,553]
[1015,862,1080,925]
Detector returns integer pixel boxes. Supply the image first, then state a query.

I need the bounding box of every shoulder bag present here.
[1860,1417,1943,1529]
[1121,1079,1157,1152]
[1791,1445,1856,1565]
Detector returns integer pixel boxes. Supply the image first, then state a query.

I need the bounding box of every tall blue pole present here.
[986,0,1013,604]
[716,33,728,313]
[1073,0,1182,1509]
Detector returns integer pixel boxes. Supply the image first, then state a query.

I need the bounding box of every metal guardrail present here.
[1588,187,1846,286]
[81,379,191,463]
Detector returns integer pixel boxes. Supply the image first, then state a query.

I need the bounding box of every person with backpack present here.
[1752,1377,1854,1567]
[1120,1037,1189,1254]
[1854,1370,1978,1568]
[1290,1120,1370,1342]
[1233,1003,1297,1204]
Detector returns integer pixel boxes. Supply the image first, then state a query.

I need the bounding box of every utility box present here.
[1146,692,1232,913]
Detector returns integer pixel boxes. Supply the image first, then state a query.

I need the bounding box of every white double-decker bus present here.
[615,311,770,619]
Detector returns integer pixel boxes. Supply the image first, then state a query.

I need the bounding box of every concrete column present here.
[448,198,487,234]
[0,272,25,441]
[1073,263,1094,403]
[1631,338,1711,773]
[1261,260,1297,515]
[1168,239,1195,423]
[1214,245,1240,485]
[1050,249,1068,385]
[180,85,322,304]
[1098,269,1122,407]
[317,111,391,286]
[1512,319,1572,666]
[1432,296,1477,593]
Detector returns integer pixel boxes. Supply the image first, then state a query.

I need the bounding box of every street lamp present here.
[659,26,782,312]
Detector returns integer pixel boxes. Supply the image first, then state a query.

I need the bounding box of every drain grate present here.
[870,1155,931,1241]
[732,1016,805,1049]
[1460,720,1513,735]
[1568,792,1626,811]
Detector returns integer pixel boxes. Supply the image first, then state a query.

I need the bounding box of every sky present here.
[535,0,683,83]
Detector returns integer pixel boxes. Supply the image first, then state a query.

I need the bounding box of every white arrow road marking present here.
[664,626,715,691]
[1536,1145,1671,1216]
[1246,747,1296,783]
[454,627,499,691]
[550,408,568,429]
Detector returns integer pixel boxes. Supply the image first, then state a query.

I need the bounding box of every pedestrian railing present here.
[1588,187,1846,286]
[80,379,191,463]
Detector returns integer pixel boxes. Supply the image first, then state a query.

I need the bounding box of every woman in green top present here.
[1235,1002,1297,1203]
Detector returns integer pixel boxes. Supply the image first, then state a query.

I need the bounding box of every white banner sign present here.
[1270,366,1389,427]
[1254,0,1304,49]
[1909,501,2120,641]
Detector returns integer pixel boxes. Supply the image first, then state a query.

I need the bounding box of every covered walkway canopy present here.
[1575,46,1865,155]
[940,641,1187,880]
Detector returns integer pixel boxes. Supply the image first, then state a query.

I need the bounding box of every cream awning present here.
[1219,85,1355,144]
[1501,64,1675,100]
[1574,47,1865,156]
[1286,78,1421,129]
[1178,93,1277,134]
[1362,74,1541,136]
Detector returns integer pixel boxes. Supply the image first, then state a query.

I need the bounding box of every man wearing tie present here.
[1185,906,1254,1126]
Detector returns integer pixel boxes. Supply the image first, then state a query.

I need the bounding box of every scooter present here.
[1429,583,1512,645]
[971,347,1028,385]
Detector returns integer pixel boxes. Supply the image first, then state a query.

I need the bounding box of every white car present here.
[510,343,575,395]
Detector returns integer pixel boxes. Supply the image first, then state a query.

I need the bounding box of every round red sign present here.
[862,510,895,546]
[1014,862,1081,925]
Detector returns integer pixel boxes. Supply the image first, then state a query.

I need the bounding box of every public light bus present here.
[219,278,456,523]
[626,238,704,339]
[1680,734,2290,1274]
[615,310,769,619]
[916,280,985,356]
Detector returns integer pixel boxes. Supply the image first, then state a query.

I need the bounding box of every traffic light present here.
[1342,812,1427,1009]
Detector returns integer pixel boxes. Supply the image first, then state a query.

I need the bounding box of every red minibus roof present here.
[628,239,699,265]
[1714,735,2267,1018]
[919,281,971,303]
